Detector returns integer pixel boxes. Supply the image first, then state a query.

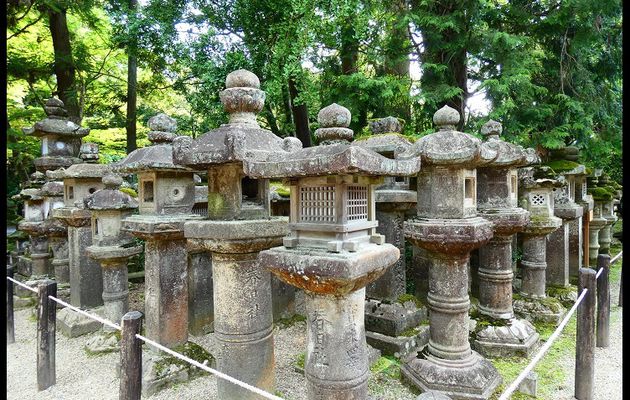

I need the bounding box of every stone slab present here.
[57,306,104,338]
[365,299,427,336]
[366,325,429,359]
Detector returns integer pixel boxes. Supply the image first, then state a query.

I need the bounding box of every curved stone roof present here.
[22,98,89,138]
[399,105,497,167]
[479,120,528,168]
[40,181,64,197]
[84,174,139,210]
[61,163,111,179]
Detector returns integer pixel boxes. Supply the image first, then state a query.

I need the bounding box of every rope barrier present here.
[7,276,37,293]
[596,267,603,279]
[498,287,589,400]
[46,296,122,331]
[611,251,623,265]
[6,275,283,400]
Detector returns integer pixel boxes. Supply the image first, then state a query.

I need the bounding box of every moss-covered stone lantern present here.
[472,120,539,359]
[352,116,427,359]
[586,172,609,266]
[254,104,421,400]
[513,166,565,324]
[172,69,293,399]
[397,105,501,399]
[114,113,205,396]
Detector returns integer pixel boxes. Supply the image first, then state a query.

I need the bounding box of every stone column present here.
[478,234,516,319]
[212,251,274,399]
[545,224,570,287]
[68,222,103,308]
[101,257,131,330]
[305,289,368,399]
[49,236,70,283]
[188,251,214,335]
[599,201,617,255]
[369,204,408,301]
[588,204,607,267]
[568,217,583,278]
[145,235,189,347]
[29,235,52,276]
[520,234,549,299]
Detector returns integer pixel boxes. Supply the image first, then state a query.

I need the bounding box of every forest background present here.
[6,0,622,225]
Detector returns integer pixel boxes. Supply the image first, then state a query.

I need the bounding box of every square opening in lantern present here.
[464,177,476,207]
[143,181,154,203]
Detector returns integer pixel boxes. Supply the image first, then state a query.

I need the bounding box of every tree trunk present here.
[288,77,312,147]
[48,7,81,124]
[263,103,281,136]
[340,24,359,75]
[126,0,138,154]
[384,0,412,122]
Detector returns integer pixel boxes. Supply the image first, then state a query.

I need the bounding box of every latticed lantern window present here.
[346,185,368,222]
[530,193,546,206]
[299,186,336,223]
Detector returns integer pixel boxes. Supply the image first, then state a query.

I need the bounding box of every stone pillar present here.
[369,205,407,301]
[520,234,549,299]
[101,257,131,330]
[29,235,52,276]
[49,236,69,283]
[212,251,274,399]
[478,234,515,319]
[305,290,368,399]
[68,222,103,308]
[145,236,189,347]
[568,217,582,278]
[188,251,214,335]
[545,224,570,287]
[588,204,607,267]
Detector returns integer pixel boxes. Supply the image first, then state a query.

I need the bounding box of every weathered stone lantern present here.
[85,174,143,329]
[596,174,618,256]
[40,176,70,283]
[115,113,205,395]
[472,120,539,358]
[398,105,501,399]
[544,169,583,288]
[53,162,111,336]
[172,69,293,399]
[15,186,50,277]
[353,116,427,359]
[586,173,609,267]
[254,103,421,400]
[513,166,565,324]
[12,172,46,277]
[22,98,86,173]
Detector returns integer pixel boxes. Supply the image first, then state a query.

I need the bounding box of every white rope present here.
[498,288,589,400]
[596,267,604,279]
[135,334,283,400]
[611,251,623,265]
[6,276,37,293]
[47,296,122,331]
[6,274,282,399]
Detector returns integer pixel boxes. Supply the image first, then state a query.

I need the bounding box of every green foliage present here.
[275,314,307,329]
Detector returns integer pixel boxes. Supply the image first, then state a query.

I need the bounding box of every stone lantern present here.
[513,166,565,324]
[254,103,421,400]
[353,116,427,359]
[574,168,595,271]
[171,69,293,399]
[40,176,70,283]
[398,105,500,399]
[472,120,539,358]
[15,186,49,277]
[12,171,46,277]
[586,172,609,267]
[596,174,618,256]
[114,113,205,395]
[545,147,588,280]
[84,174,143,351]
[22,98,87,173]
[80,142,100,163]
[53,162,111,336]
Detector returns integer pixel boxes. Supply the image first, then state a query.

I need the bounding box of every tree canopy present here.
[6,0,623,205]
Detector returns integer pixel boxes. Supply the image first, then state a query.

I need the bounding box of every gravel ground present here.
[554,258,623,400]
[7,262,622,400]
[6,288,415,400]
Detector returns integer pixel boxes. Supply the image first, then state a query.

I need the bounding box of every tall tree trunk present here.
[263,103,281,136]
[340,24,358,75]
[288,77,311,147]
[48,7,80,124]
[384,0,412,122]
[126,0,138,154]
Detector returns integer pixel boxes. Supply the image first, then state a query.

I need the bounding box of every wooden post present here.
[37,279,57,391]
[7,266,15,344]
[575,267,596,400]
[596,254,611,347]
[120,310,143,400]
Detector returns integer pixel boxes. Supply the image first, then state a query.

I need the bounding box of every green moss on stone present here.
[588,187,614,201]
[119,187,137,197]
[295,352,305,370]
[276,314,307,328]
[544,159,581,173]
[154,341,214,377]
[397,293,424,308]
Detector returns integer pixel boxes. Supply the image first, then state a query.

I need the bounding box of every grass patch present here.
[397,293,424,309]
[154,341,214,377]
[370,355,401,379]
[294,352,305,370]
[276,314,307,329]
[489,316,577,399]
